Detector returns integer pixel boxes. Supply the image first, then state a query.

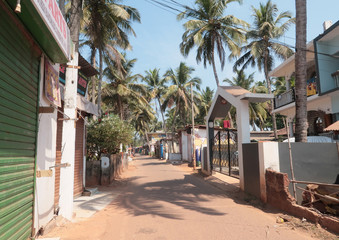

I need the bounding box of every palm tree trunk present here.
[145,131,151,155]
[295,0,308,142]
[264,50,278,139]
[157,97,167,133]
[97,48,103,116]
[68,0,82,51]
[181,105,186,127]
[58,0,65,17]
[118,95,123,120]
[90,46,96,104]
[211,50,220,87]
[171,103,179,153]
[227,112,234,128]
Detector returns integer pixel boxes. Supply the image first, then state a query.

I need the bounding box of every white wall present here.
[34,56,58,232]
[181,132,188,161]
[258,142,280,202]
[257,141,339,203]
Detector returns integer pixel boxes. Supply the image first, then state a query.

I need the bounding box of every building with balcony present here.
[269,21,339,139]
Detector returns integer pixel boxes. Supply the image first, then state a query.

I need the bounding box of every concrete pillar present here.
[206,120,214,175]
[288,117,294,137]
[59,51,78,220]
[285,75,291,91]
[236,100,250,191]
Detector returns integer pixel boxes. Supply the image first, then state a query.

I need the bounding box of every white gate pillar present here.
[236,100,250,191]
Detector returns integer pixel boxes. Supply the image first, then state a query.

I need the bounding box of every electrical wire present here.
[143,0,339,62]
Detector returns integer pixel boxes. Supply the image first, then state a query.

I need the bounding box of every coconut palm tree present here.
[232,0,295,138]
[294,0,307,142]
[142,69,168,130]
[273,76,295,95]
[81,0,140,115]
[68,0,82,51]
[178,0,247,86]
[102,57,148,121]
[162,62,201,133]
[223,70,269,130]
[131,100,156,137]
[196,87,215,124]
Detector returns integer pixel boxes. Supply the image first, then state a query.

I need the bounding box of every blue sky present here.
[119,0,339,92]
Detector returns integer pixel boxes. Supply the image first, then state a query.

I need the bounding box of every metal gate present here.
[0,3,40,239]
[212,129,239,177]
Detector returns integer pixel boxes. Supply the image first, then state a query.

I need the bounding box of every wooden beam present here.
[291,180,339,187]
[36,170,53,178]
[39,106,55,114]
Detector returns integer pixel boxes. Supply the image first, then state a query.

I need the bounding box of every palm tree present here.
[162,62,201,137]
[68,0,82,51]
[273,76,295,95]
[178,0,247,86]
[295,0,307,142]
[232,0,295,138]
[81,0,140,115]
[196,87,214,124]
[102,57,148,120]
[132,100,156,137]
[223,70,269,130]
[143,69,168,130]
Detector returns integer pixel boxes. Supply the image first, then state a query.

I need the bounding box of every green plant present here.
[87,114,134,160]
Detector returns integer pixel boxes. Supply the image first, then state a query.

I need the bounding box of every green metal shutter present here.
[0,5,40,240]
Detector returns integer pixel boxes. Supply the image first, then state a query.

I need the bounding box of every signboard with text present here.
[58,66,89,96]
[77,71,88,96]
[59,64,66,84]
[31,0,70,60]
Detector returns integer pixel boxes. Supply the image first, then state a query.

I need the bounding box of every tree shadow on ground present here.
[108,174,230,220]
[141,162,170,166]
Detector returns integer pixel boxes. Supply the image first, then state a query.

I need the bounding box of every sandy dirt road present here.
[43,155,336,240]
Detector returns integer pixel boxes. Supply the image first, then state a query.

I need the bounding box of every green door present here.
[0,4,40,240]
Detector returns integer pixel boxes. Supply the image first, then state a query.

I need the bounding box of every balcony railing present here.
[274,77,318,109]
[274,88,295,109]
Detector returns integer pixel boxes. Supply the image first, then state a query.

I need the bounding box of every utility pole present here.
[191,83,196,170]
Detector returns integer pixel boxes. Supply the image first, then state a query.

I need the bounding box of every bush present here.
[87,114,134,161]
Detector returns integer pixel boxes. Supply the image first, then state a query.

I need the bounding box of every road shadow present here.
[195,172,286,215]
[108,174,229,220]
[141,161,170,166]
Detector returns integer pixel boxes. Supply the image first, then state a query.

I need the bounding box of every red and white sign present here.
[31,0,70,60]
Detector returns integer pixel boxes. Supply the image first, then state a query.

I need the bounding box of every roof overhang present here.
[206,86,274,121]
[324,121,339,131]
[5,0,71,63]
[314,20,339,43]
[79,54,99,77]
[77,95,99,116]
[269,41,315,77]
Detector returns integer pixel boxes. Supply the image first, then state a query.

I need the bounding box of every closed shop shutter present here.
[74,113,85,197]
[0,4,40,240]
[54,107,63,207]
